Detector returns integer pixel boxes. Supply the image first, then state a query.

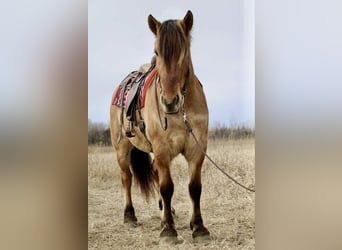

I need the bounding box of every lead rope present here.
[155,72,255,193]
[182,110,255,193]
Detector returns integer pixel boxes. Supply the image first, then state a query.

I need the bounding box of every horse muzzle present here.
[160,95,183,114]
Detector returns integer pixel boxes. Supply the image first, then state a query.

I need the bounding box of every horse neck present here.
[184,55,208,113]
[184,57,197,93]
[187,58,194,78]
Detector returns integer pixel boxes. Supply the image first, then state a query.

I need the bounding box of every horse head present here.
[148,11,193,114]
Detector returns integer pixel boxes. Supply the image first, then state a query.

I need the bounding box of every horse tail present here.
[130,147,156,200]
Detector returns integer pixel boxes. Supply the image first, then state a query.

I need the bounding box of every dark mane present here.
[158,20,187,70]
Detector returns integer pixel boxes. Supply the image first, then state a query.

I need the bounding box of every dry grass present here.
[88,139,255,249]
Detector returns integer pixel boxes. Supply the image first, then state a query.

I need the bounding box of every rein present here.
[154,74,168,130]
[154,72,255,193]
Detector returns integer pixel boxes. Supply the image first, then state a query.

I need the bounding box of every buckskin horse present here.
[110,10,210,243]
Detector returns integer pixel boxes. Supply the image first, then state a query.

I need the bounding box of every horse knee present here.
[189,181,202,202]
[156,163,173,200]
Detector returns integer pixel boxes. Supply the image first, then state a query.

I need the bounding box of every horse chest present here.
[167,132,186,151]
[146,126,186,155]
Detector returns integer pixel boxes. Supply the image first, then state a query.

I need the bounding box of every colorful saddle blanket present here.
[112,65,157,120]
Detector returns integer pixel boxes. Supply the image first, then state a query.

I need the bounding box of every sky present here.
[88,0,254,127]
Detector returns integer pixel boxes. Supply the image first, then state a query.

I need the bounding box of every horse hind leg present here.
[121,169,138,226]
[111,106,137,226]
[115,140,138,227]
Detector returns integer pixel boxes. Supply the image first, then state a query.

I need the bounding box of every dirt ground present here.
[88,139,255,249]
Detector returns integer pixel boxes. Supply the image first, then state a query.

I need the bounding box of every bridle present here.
[154,69,190,131]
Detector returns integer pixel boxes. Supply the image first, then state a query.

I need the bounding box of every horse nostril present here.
[173,95,179,105]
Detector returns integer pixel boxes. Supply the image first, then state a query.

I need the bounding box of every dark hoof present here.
[159,225,181,245]
[124,214,138,227]
[124,205,137,227]
[124,220,138,228]
[192,225,210,242]
[160,225,177,238]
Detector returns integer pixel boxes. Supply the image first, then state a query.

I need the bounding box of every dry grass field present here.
[88,139,255,249]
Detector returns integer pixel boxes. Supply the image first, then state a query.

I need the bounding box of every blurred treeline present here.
[208,123,255,140]
[88,120,255,146]
[88,120,111,146]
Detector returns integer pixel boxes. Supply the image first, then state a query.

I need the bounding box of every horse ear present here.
[148,14,160,36]
[182,10,193,36]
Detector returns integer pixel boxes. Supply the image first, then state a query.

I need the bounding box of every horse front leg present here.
[153,159,176,215]
[154,156,178,242]
[187,154,210,241]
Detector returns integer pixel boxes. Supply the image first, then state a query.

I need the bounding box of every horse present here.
[110,10,210,243]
